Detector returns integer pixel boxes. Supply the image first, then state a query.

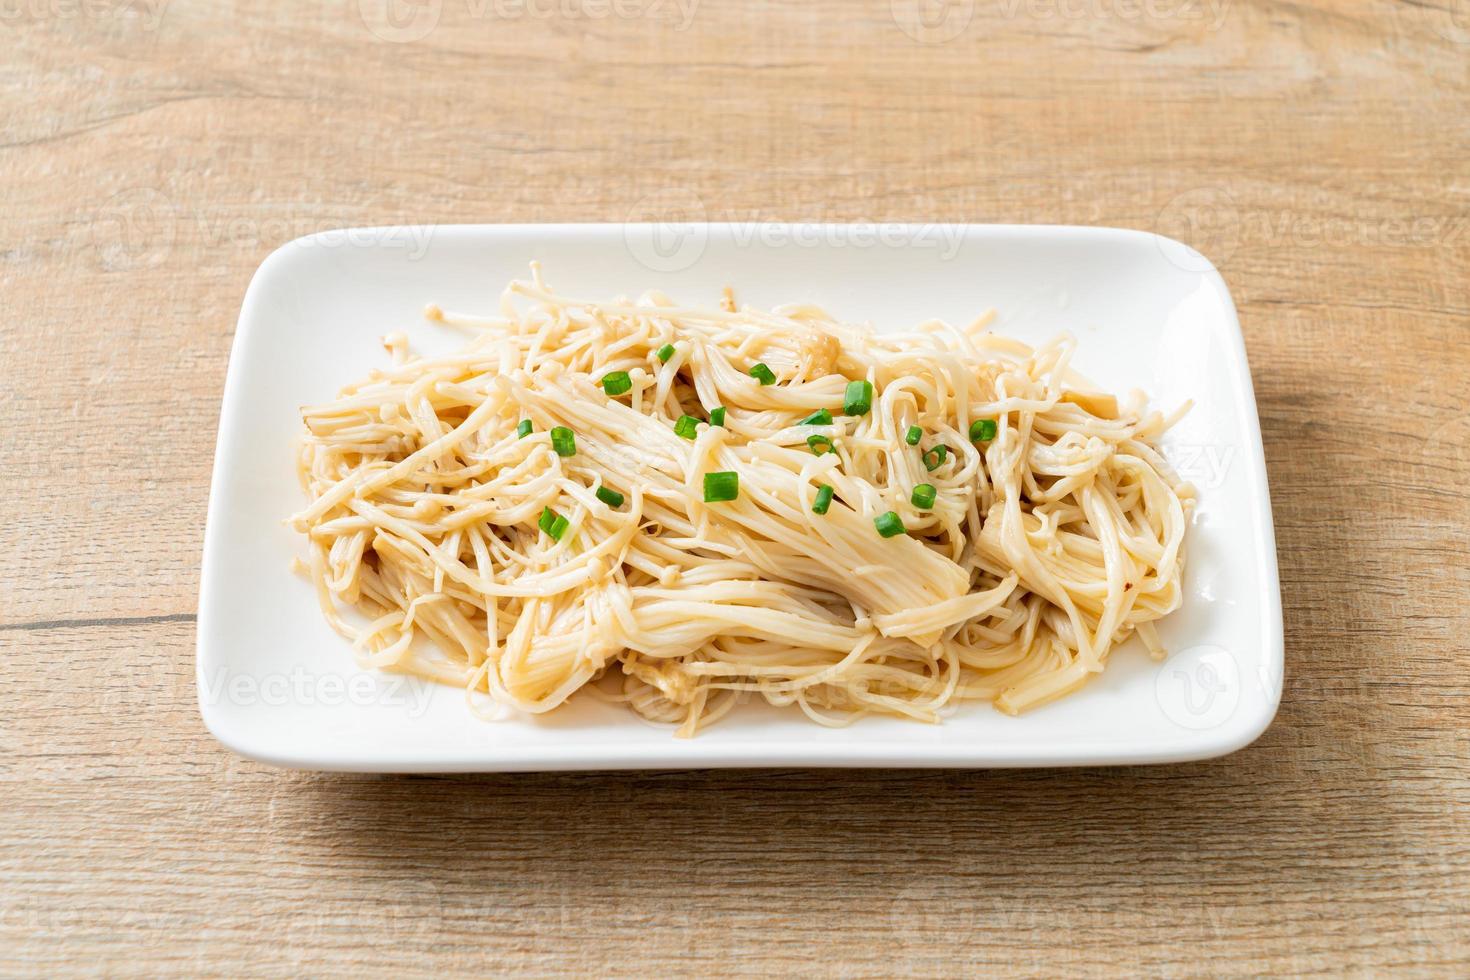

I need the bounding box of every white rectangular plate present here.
[199,223,1282,771]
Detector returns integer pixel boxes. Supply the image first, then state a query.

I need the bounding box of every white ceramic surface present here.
[198,223,1282,771]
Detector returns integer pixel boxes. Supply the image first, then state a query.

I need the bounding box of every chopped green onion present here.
[923,445,948,472]
[911,483,937,509]
[874,511,905,538]
[969,418,998,442]
[703,471,739,502]
[843,379,873,416]
[709,406,727,427]
[801,409,833,426]
[674,415,700,439]
[905,425,922,446]
[601,371,632,396]
[806,433,834,455]
[749,362,777,386]
[595,486,625,508]
[812,484,834,515]
[656,343,676,363]
[516,419,533,439]
[538,506,569,540]
[550,426,576,457]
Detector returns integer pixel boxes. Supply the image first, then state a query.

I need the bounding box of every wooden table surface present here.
[3,1,1467,975]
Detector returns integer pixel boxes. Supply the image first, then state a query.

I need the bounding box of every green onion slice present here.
[674,415,700,439]
[703,471,739,502]
[874,511,905,538]
[601,371,632,396]
[801,409,833,426]
[969,418,998,442]
[749,362,777,386]
[843,379,873,416]
[806,434,834,455]
[595,486,624,508]
[710,406,727,427]
[911,483,937,509]
[550,426,576,457]
[538,506,569,540]
[516,419,533,439]
[905,425,922,445]
[812,484,834,515]
[922,445,947,472]
[656,343,676,363]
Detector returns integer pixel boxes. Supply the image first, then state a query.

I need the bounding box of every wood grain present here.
[1,0,1467,975]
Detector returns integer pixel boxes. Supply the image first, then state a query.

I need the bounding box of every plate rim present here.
[197,222,1283,771]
